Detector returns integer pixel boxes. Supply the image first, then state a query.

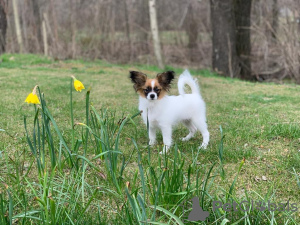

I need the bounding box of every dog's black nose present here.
[150,94,155,99]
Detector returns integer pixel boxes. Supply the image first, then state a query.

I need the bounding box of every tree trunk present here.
[271,0,278,41]
[186,3,198,49]
[185,1,198,62]
[109,0,115,56]
[210,0,239,77]
[0,0,7,54]
[12,0,23,53]
[31,0,43,52]
[50,0,59,56]
[124,0,132,60]
[149,0,164,69]
[42,16,48,56]
[70,0,77,58]
[210,0,253,80]
[138,0,149,53]
[234,0,253,80]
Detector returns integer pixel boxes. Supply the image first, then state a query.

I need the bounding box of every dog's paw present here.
[199,143,208,150]
[149,139,157,146]
[181,137,189,142]
[159,145,170,155]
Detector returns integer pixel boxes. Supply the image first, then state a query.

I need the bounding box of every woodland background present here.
[0,0,300,82]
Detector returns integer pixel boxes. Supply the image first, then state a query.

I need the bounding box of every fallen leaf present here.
[254,176,261,182]
[98,172,107,180]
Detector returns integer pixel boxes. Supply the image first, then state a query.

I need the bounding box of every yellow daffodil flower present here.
[71,75,85,92]
[25,85,40,104]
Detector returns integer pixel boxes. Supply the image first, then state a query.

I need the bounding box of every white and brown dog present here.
[129,69,209,154]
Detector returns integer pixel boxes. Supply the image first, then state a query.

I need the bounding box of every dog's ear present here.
[157,71,175,91]
[129,71,147,92]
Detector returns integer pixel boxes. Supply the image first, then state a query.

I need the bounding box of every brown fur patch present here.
[129,71,147,92]
[157,89,167,99]
[156,71,175,91]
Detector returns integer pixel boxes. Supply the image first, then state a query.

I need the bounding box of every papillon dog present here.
[129,69,209,154]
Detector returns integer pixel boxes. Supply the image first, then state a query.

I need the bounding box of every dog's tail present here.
[178,69,200,95]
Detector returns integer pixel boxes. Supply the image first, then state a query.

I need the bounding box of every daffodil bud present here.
[25,85,40,104]
[71,75,85,92]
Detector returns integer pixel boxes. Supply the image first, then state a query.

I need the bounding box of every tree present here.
[137,0,150,53]
[149,0,164,69]
[185,1,199,62]
[31,0,43,52]
[271,0,278,41]
[210,0,239,78]
[12,0,23,53]
[123,0,132,60]
[0,0,7,54]
[210,0,253,80]
[234,0,252,80]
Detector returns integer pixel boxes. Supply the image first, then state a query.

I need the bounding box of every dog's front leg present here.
[149,126,157,146]
[160,126,172,154]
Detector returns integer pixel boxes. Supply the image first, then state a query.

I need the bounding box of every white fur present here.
[138,69,209,154]
[151,80,155,88]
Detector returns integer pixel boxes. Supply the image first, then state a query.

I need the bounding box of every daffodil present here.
[71,75,85,92]
[25,85,40,104]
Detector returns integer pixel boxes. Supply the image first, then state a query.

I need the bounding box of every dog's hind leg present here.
[181,120,197,141]
[193,119,209,149]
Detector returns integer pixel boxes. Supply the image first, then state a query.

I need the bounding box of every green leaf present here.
[149,206,184,225]
[220,218,230,225]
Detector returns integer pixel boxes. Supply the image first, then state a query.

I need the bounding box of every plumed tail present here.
[178,69,200,95]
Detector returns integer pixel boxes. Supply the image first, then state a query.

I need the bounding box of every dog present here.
[129,69,209,154]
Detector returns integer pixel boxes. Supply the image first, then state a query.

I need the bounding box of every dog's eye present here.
[144,87,151,93]
[154,87,160,93]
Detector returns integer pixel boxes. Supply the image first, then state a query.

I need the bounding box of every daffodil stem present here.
[81,89,90,206]
[84,90,90,158]
[70,78,75,151]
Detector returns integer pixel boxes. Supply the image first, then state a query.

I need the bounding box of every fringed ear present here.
[157,71,175,91]
[129,71,147,92]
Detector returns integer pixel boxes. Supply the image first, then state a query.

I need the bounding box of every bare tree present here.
[149,0,164,69]
[210,0,239,78]
[0,0,7,54]
[12,0,23,53]
[70,0,77,58]
[210,0,253,80]
[271,0,278,41]
[49,0,58,55]
[31,0,42,52]
[137,0,150,53]
[235,0,253,80]
[123,0,132,60]
[185,1,198,62]
[42,13,48,56]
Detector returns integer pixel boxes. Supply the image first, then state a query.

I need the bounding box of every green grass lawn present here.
[0,54,300,224]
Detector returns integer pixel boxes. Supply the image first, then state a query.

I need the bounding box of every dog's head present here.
[129,71,175,100]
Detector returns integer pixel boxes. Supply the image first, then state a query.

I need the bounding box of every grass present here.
[0,53,300,224]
